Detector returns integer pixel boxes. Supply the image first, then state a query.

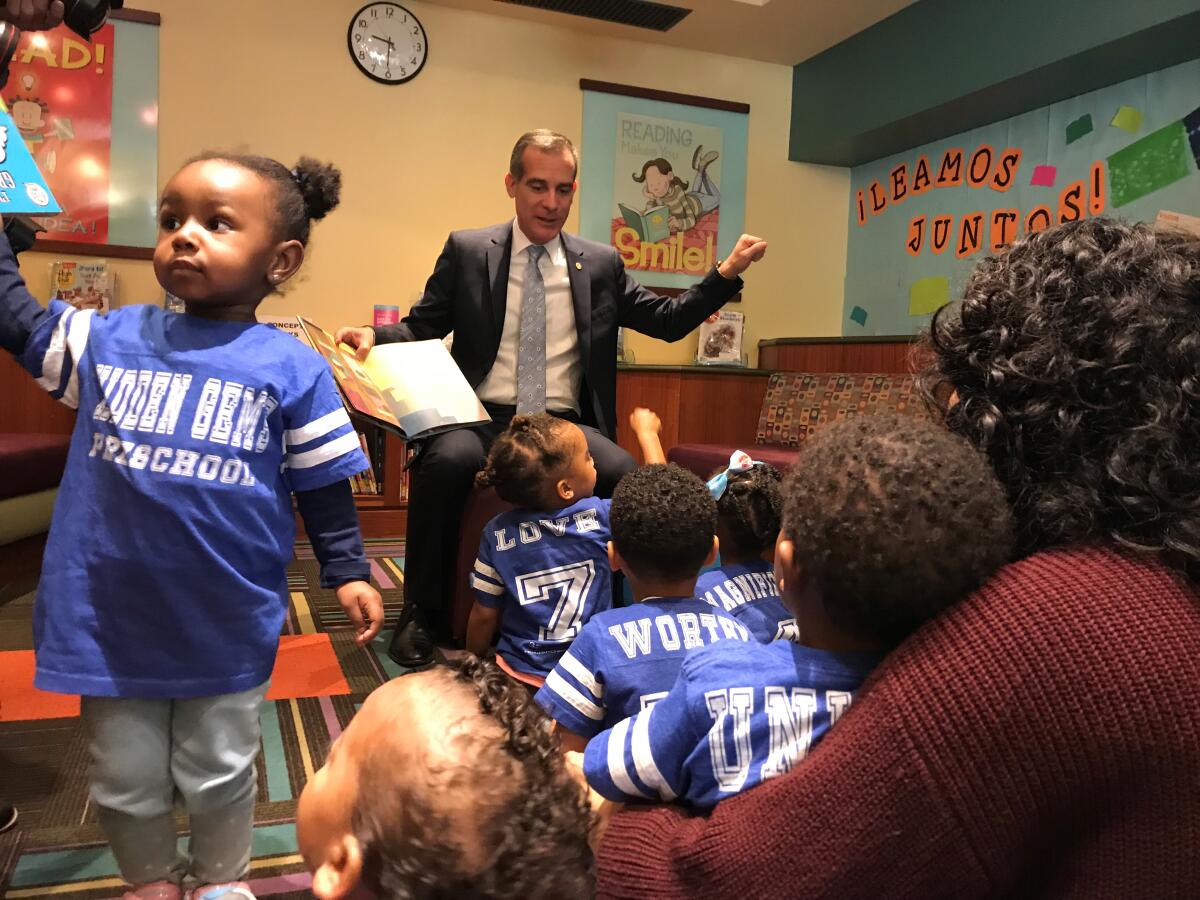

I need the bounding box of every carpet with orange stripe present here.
[0,540,412,899]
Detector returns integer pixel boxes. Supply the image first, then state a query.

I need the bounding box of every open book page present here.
[361,340,491,438]
[298,318,404,431]
[297,317,489,439]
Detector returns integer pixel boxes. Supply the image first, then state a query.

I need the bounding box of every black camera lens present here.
[63,0,122,38]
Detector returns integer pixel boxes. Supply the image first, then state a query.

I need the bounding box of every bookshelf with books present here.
[345,420,411,538]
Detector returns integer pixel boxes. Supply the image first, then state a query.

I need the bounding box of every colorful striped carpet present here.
[0,539,419,899]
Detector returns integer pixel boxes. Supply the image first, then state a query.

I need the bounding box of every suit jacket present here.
[373,222,743,439]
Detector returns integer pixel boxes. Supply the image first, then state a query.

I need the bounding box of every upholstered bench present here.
[0,432,70,592]
[668,372,929,478]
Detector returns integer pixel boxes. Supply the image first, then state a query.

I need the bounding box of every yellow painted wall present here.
[17,0,849,364]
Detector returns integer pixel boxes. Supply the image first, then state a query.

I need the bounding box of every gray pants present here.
[81,682,267,886]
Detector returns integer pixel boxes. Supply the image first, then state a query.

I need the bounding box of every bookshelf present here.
[295,420,410,539]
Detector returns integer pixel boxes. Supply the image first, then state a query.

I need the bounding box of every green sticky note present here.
[1111,105,1143,133]
[849,305,868,327]
[1066,114,1093,145]
[908,277,949,317]
[1108,120,1194,207]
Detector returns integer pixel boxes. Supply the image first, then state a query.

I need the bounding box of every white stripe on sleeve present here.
[608,718,651,800]
[474,559,501,581]
[285,430,361,470]
[34,306,80,394]
[544,669,604,721]
[632,706,677,801]
[471,574,505,596]
[60,308,95,409]
[559,650,604,700]
[285,407,353,447]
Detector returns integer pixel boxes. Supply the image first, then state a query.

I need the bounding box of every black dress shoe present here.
[387,618,436,668]
[0,803,17,834]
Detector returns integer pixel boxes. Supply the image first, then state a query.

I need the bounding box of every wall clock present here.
[347,3,428,85]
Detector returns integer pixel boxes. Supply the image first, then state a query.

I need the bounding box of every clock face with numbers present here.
[347,3,428,85]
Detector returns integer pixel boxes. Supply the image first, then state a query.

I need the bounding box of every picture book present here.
[0,98,61,216]
[49,259,114,313]
[298,317,490,440]
[696,309,745,365]
[617,202,670,244]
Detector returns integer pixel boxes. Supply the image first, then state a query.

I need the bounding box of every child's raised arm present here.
[0,225,54,358]
[630,407,665,465]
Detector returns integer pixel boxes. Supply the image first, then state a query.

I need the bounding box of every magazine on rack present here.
[297,317,490,440]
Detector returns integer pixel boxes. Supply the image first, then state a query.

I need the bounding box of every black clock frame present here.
[347,1,428,85]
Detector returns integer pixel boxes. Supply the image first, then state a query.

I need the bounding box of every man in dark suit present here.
[336,130,766,666]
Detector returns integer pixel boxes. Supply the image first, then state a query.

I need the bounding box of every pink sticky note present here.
[1030,165,1057,187]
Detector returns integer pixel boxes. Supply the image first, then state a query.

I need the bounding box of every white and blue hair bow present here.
[707,450,762,500]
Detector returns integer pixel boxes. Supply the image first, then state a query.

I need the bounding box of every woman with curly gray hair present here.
[590,218,1200,898]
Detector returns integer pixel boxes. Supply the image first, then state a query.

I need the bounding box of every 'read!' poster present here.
[0,22,114,245]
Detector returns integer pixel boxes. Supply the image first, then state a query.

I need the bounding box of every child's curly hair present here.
[716,464,783,557]
[611,463,717,581]
[353,656,595,899]
[475,414,575,508]
[783,413,1013,646]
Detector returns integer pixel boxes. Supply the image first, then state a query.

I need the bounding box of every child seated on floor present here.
[297,655,594,900]
[534,463,753,752]
[466,409,665,688]
[696,453,797,642]
[583,414,1014,809]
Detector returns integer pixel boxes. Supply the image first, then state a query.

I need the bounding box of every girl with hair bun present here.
[466,408,665,690]
[0,151,382,900]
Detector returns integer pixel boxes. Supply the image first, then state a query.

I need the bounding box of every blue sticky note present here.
[849,305,868,327]
[0,100,60,215]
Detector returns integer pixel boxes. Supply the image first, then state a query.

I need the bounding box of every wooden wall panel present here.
[758,338,923,374]
[0,353,76,434]
[616,368,770,460]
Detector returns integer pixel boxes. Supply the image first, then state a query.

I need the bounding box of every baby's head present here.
[298,657,594,900]
[707,455,783,564]
[475,414,596,511]
[778,413,1014,648]
[609,463,718,593]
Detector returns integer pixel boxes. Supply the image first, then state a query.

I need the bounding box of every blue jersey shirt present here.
[533,597,753,739]
[584,639,881,809]
[14,297,367,699]
[472,497,613,677]
[696,560,799,643]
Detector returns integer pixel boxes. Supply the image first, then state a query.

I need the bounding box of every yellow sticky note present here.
[1111,105,1143,133]
[908,276,949,317]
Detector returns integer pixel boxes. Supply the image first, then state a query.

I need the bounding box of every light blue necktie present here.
[516,244,548,414]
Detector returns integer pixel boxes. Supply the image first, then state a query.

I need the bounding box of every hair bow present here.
[707,450,761,500]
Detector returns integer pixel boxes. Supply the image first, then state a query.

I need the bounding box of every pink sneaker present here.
[122,882,182,900]
[188,883,256,900]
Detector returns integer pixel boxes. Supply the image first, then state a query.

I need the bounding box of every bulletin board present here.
[844,59,1200,335]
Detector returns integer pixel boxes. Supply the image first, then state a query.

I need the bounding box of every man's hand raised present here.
[717,234,768,280]
[2,0,65,30]
[333,325,376,361]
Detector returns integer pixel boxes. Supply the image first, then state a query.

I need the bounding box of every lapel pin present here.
[575,261,582,270]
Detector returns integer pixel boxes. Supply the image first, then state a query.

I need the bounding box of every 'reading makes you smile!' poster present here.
[610,113,724,279]
[580,85,748,290]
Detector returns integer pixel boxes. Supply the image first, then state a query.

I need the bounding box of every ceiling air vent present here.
[494,0,692,32]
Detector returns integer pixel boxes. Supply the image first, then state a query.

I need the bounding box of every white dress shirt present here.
[476,219,583,414]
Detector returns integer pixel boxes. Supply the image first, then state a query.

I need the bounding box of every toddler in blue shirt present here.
[696,452,797,642]
[535,463,751,752]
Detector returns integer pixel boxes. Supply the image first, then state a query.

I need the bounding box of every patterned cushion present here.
[755,373,929,448]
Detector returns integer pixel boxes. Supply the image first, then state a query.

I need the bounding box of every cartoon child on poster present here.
[9,77,72,176]
[631,145,720,235]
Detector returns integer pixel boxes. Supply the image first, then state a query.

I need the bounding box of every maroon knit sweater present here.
[596,545,1200,898]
